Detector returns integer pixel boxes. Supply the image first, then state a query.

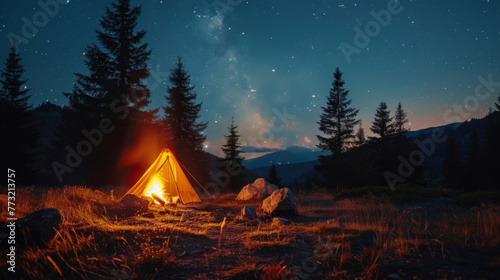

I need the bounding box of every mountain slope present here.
[243,145,327,169]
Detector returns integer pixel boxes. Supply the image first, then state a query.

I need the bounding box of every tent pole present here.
[167,155,182,203]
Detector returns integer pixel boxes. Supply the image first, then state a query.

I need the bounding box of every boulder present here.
[17,208,62,248]
[241,206,257,220]
[236,178,278,201]
[262,188,298,216]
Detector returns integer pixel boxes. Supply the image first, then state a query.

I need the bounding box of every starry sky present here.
[1,0,499,156]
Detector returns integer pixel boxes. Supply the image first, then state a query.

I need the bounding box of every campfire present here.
[143,175,168,206]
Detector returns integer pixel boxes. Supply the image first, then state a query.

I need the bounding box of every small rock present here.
[17,208,62,249]
[241,206,257,220]
[262,188,298,217]
[272,217,292,225]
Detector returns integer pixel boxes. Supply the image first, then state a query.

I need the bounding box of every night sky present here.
[1,0,499,156]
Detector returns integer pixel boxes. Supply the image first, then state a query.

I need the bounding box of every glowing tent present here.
[124,148,202,204]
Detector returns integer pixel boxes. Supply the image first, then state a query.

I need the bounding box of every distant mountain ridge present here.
[242,113,498,187]
[243,145,328,169]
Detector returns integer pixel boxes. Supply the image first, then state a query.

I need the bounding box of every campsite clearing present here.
[1,187,499,279]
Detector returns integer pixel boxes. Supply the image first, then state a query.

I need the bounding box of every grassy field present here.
[1,186,499,279]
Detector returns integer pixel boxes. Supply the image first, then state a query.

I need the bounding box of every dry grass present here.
[16,224,132,279]
[0,186,203,279]
[4,186,500,279]
[225,260,287,279]
[242,223,297,250]
[430,204,500,248]
[300,195,500,278]
[225,261,259,278]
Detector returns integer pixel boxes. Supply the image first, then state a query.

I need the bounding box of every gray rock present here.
[262,188,298,216]
[241,206,257,220]
[17,208,62,248]
[236,178,279,201]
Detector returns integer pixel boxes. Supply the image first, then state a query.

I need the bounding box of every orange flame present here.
[144,175,165,204]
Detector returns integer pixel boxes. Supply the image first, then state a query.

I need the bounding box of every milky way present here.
[1,0,499,155]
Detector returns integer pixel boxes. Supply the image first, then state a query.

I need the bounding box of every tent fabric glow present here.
[124,148,202,204]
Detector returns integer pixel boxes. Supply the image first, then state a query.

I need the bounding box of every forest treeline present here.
[1,0,499,192]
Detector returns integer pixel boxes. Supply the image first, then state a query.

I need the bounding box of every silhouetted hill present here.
[244,145,327,169]
[249,159,319,186]
[409,113,496,183]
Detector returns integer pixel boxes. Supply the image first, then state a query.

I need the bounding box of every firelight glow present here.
[144,175,165,203]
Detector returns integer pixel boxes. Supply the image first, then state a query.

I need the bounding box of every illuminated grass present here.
[241,225,297,250]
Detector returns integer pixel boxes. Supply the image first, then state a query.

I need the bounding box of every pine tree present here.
[442,137,462,189]
[369,102,402,185]
[315,67,359,188]
[394,102,408,134]
[163,58,208,184]
[371,101,395,139]
[53,0,155,185]
[0,45,39,184]
[317,67,359,155]
[69,0,154,117]
[266,163,282,188]
[317,68,359,155]
[354,121,366,147]
[219,117,246,192]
